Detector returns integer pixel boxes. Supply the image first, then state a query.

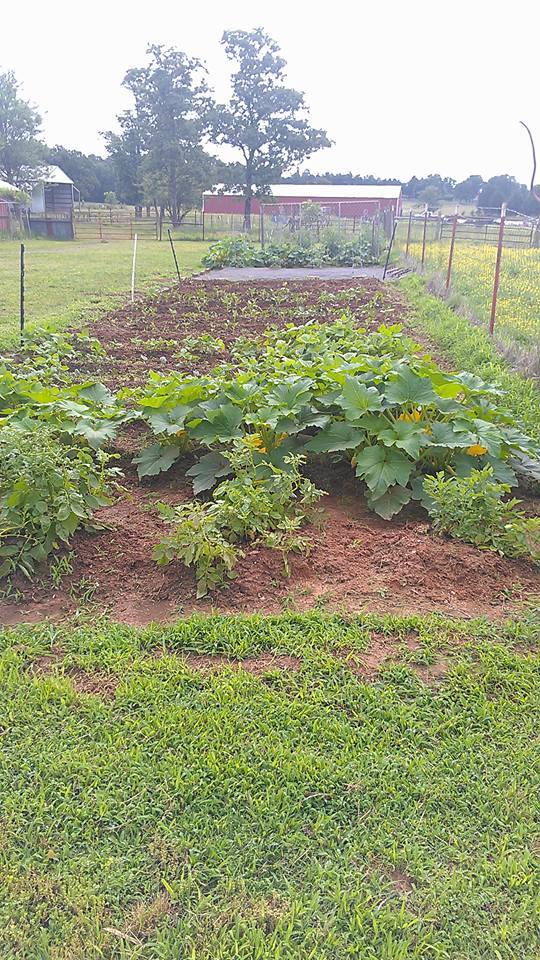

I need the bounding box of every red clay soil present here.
[2,278,538,628]
[1,461,538,628]
[69,278,410,388]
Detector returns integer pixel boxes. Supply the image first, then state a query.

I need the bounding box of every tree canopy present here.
[46,146,115,202]
[210,28,331,226]
[104,45,219,221]
[0,71,45,187]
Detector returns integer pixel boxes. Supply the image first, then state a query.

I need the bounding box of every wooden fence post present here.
[421,206,428,267]
[405,211,413,257]
[489,203,507,336]
[445,208,458,291]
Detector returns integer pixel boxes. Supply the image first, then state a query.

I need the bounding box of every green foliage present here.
[133,316,540,521]
[0,425,118,578]
[0,69,45,187]
[154,444,324,595]
[153,499,241,598]
[104,45,218,220]
[202,232,375,269]
[424,467,540,563]
[210,28,330,224]
[0,364,129,450]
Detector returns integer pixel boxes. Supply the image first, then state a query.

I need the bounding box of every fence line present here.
[393,208,540,353]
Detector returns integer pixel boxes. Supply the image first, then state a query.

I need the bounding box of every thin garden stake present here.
[382,219,398,280]
[489,203,507,336]
[130,233,138,303]
[167,229,181,281]
[20,242,25,344]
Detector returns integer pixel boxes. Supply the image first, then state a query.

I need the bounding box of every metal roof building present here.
[203,183,403,217]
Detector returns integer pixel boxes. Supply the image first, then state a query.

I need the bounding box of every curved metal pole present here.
[520,121,540,207]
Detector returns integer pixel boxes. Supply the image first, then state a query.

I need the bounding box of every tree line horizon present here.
[1,28,539,223]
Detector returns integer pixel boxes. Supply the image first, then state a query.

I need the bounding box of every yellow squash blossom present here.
[466,444,488,456]
[399,410,422,422]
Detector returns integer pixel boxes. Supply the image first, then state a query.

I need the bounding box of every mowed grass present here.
[1,611,539,959]
[0,239,210,348]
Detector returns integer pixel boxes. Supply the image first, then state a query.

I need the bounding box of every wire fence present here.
[393,208,540,359]
[259,199,394,259]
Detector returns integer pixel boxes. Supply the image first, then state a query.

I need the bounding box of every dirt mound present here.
[2,465,537,627]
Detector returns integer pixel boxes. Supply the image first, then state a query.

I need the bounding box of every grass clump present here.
[401,275,540,442]
[0,611,539,958]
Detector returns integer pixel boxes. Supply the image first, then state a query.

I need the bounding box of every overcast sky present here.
[2,0,538,183]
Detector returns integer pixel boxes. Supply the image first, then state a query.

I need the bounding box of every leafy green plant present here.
[209,445,325,540]
[153,500,242,598]
[201,232,375,270]
[132,317,540,519]
[153,444,324,596]
[0,425,119,579]
[424,467,540,563]
[0,365,130,449]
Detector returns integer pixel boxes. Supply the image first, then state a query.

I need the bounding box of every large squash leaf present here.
[355,445,414,498]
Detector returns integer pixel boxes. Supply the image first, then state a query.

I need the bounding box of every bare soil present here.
[2,457,537,627]
[70,278,410,388]
[3,278,538,628]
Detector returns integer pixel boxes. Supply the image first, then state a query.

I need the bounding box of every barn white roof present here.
[0,179,18,192]
[204,183,402,199]
[34,165,74,185]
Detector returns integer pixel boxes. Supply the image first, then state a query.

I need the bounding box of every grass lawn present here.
[0,239,209,348]
[1,611,539,959]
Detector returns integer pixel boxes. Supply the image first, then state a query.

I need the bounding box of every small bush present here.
[0,425,118,578]
[154,500,241,598]
[424,467,540,564]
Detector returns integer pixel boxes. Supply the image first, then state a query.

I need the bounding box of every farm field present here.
[1,273,539,958]
[0,238,209,348]
[405,240,540,350]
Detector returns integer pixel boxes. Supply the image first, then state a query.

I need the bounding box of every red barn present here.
[203,183,403,218]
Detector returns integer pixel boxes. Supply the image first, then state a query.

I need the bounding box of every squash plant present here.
[132,319,539,519]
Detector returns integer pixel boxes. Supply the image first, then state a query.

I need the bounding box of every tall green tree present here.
[211,29,331,228]
[105,45,216,222]
[0,71,45,187]
[103,115,145,210]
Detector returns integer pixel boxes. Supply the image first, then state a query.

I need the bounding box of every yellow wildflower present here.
[466,444,488,456]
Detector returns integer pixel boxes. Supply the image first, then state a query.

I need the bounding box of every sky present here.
[2,0,538,184]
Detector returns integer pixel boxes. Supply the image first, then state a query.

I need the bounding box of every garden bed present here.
[2,276,539,627]
[1,454,538,627]
[67,278,409,388]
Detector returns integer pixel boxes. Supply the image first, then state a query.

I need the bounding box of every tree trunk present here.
[243,175,253,232]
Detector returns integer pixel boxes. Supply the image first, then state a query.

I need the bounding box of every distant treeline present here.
[281,172,540,216]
